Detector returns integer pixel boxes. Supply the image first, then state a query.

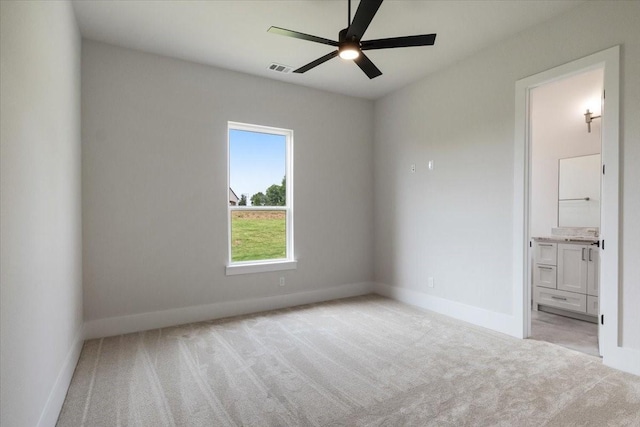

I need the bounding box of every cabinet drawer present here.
[535,242,557,266]
[536,287,586,313]
[587,295,599,316]
[533,264,556,289]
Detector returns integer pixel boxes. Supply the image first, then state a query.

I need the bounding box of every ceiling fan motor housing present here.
[338,28,358,43]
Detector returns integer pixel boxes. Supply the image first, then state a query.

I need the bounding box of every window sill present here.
[225,260,298,276]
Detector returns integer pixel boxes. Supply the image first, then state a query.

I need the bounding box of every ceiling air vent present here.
[268,63,293,74]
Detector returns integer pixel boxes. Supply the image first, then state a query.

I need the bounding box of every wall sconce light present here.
[584,109,601,133]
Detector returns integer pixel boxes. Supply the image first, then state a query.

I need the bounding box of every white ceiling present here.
[71,0,583,100]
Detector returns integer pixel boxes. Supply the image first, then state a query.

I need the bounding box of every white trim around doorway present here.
[512,46,639,376]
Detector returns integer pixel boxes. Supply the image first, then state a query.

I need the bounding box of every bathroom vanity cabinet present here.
[533,240,599,318]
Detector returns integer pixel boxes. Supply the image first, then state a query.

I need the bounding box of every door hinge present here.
[603,89,606,99]
[602,239,605,250]
[601,314,604,325]
[603,164,605,175]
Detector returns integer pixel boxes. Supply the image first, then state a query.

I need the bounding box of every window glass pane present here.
[231,210,286,262]
[229,129,286,207]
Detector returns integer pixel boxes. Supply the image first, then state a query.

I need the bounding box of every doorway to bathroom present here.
[513,46,620,366]
[528,68,603,357]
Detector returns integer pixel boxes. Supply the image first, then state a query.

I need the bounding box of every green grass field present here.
[231,211,286,262]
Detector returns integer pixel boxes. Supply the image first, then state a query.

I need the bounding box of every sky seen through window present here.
[229,129,286,206]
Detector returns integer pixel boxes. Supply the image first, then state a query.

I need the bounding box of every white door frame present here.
[512,46,626,370]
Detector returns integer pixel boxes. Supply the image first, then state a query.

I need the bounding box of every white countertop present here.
[533,236,599,243]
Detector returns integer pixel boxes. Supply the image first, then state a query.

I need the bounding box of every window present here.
[226,122,295,275]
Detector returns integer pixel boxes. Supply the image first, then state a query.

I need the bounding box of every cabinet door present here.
[557,244,588,294]
[587,247,599,297]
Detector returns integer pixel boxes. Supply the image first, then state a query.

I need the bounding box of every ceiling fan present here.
[268,0,437,79]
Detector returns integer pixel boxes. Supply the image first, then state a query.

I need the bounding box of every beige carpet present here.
[57,295,640,426]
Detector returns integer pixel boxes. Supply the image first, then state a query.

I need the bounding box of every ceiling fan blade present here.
[268,26,339,47]
[361,33,437,50]
[353,52,382,79]
[294,51,339,74]
[345,0,384,40]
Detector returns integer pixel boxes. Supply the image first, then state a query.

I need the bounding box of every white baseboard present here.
[374,282,521,338]
[37,326,84,427]
[84,282,375,339]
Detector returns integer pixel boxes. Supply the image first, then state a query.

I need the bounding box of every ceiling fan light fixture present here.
[339,42,360,60]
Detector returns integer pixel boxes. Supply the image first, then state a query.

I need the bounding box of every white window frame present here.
[225,121,296,275]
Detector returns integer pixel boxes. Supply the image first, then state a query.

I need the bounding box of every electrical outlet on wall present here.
[428,277,434,288]
[279,277,285,287]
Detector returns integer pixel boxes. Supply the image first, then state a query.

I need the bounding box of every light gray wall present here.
[81,41,374,321]
[530,68,602,238]
[0,1,83,426]
[373,1,640,349]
